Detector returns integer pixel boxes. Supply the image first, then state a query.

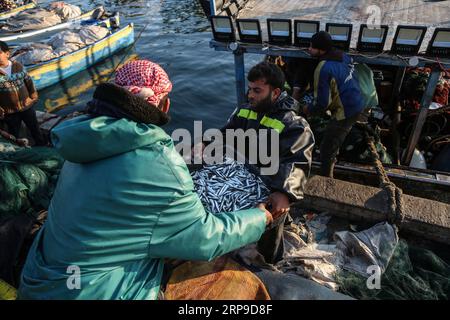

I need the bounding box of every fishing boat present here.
[0,6,105,42]
[36,50,138,113]
[0,1,37,20]
[203,0,450,251]
[23,22,135,90]
[205,0,450,199]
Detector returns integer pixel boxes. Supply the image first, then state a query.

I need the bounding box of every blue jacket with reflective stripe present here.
[221,92,314,202]
[308,50,366,120]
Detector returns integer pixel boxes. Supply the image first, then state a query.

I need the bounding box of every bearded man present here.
[219,61,315,264]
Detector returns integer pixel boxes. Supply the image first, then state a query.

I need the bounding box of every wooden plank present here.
[238,0,450,51]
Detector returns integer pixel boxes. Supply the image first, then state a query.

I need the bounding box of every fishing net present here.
[0,139,64,216]
[308,115,393,164]
[336,240,450,300]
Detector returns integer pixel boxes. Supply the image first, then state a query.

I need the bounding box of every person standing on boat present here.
[302,31,374,178]
[217,61,315,264]
[18,59,276,300]
[0,40,46,146]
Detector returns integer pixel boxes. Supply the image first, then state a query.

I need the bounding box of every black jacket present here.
[220,92,315,201]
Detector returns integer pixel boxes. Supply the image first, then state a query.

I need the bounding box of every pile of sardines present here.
[191,158,270,213]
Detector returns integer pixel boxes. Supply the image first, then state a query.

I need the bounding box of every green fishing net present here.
[336,240,450,300]
[0,138,64,216]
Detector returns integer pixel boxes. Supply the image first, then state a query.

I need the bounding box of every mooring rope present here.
[364,128,405,227]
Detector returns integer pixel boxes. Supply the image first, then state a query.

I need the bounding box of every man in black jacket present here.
[219,61,315,264]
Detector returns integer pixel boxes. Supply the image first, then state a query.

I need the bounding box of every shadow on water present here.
[36,0,261,134]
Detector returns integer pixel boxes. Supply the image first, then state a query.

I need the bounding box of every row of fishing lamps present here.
[210,15,450,58]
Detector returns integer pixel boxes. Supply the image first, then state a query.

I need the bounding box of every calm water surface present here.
[35,0,261,134]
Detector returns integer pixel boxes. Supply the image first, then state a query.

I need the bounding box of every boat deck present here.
[238,0,450,51]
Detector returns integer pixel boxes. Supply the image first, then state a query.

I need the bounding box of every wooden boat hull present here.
[311,161,450,204]
[36,50,138,113]
[27,23,135,90]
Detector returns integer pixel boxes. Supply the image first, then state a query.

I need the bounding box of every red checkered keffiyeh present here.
[115,60,172,112]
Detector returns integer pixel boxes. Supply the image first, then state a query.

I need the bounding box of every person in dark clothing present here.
[302,31,369,178]
[219,62,315,263]
[288,57,319,102]
[0,40,46,146]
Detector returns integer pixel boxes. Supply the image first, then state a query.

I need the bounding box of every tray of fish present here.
[191,158,270,214]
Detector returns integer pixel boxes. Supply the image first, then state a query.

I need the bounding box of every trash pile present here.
[191,158,270,213]
[235,211,450,300]
[12,25,110,65]
[401,67,449,111]
[0,2,81,32]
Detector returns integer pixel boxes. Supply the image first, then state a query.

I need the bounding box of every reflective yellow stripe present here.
[260,116,285,133]
[0,279,17,300]
[237,109,258,120]
[237,109,285,133]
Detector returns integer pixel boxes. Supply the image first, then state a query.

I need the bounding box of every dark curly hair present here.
[0,41,9,53]
[247,61,285,90]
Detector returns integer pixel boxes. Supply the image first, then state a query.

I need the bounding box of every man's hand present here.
[292,87,302,103]
[268,192,290,220]
[256,203,273,226]
[16,138,29,147]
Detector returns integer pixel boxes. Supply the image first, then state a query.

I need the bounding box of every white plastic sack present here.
[11,24,109,64]
[49,2,81,20]
[1,8,62,32]
[79,25,109,45]
[48,30,83,49]
[334,222,399,276]
[13,43,57,65]
[53,43,83,57]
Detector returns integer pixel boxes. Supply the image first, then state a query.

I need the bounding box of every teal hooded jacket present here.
[17,114,267,300]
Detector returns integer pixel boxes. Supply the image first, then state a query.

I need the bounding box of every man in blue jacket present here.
[18,60,274,300]
[218,62,314,264]
[302,31,368,178]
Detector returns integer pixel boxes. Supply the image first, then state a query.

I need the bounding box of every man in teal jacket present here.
[18,60,272,300]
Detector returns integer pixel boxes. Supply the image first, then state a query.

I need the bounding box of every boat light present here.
[236,18,262,43]
[267,18,292,45]
[391,25,427,55]
[294,20,320,48]
[326,23,353,50]
[210,15,236,42]
[426,28,450,58]
[357,24,388,53]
